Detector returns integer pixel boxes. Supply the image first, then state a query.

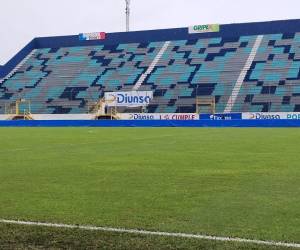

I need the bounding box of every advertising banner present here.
[242,112,300,120]
[119,113,199,120]
[188,24,220,34]
[105,91,153,107]
[79,32,106,41]
[200,113,242,120]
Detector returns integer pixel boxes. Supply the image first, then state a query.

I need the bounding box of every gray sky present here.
[0,0,299,65]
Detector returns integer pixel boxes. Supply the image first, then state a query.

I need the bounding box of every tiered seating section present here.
[1,32,300,114]
[235,33,300,112]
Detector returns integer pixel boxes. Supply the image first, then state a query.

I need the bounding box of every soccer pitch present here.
[0,128,299,249]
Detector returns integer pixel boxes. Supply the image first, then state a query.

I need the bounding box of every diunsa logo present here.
[105,91,153,107]
[249,113,281,119]
[116,93,151,104]
[105,93,117,103]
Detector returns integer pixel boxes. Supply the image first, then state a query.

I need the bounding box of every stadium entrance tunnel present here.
[95,114,118,120]
[9,114,34,120]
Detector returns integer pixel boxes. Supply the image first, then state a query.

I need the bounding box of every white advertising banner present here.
[242,112,300,120]
[119,113,199,120]
[188,24,220,34]
[105,91,153,107]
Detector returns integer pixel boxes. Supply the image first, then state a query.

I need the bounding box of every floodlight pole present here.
[125,0,130,32]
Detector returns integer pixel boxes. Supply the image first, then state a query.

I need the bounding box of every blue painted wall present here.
[0,119,300,127]
[2,19,300,78]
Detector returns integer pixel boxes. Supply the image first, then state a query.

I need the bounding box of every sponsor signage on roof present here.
[188,24,220,34]
[242,112,300,120]
[105,91,153,107]
[79,32,106,41]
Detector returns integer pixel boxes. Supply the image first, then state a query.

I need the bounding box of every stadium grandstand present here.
[1,19,300,120]
[1,9,300,248]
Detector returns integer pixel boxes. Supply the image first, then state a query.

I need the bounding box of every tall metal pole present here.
[125,0,130,32]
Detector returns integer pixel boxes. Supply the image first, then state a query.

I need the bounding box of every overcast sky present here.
[0,0,299,65]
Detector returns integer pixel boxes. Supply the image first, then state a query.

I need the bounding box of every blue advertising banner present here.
[200,113,242,120]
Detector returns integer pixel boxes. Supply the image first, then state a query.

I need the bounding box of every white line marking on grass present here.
[0,219,299,248]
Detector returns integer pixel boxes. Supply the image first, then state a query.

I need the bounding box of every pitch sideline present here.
[0,219,299,248]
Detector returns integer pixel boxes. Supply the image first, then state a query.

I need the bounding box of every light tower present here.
[125,0,130,32]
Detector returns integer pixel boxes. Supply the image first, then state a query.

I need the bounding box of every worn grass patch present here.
[0,223,288,250]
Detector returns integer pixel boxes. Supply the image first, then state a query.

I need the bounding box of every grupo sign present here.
[242,112,300,120]
[105,91,153,107]
[79,32,106,41]
[188,24,220,34]
[119,113,199,120]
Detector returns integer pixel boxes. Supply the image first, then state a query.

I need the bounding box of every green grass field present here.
[0,128,299,249]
